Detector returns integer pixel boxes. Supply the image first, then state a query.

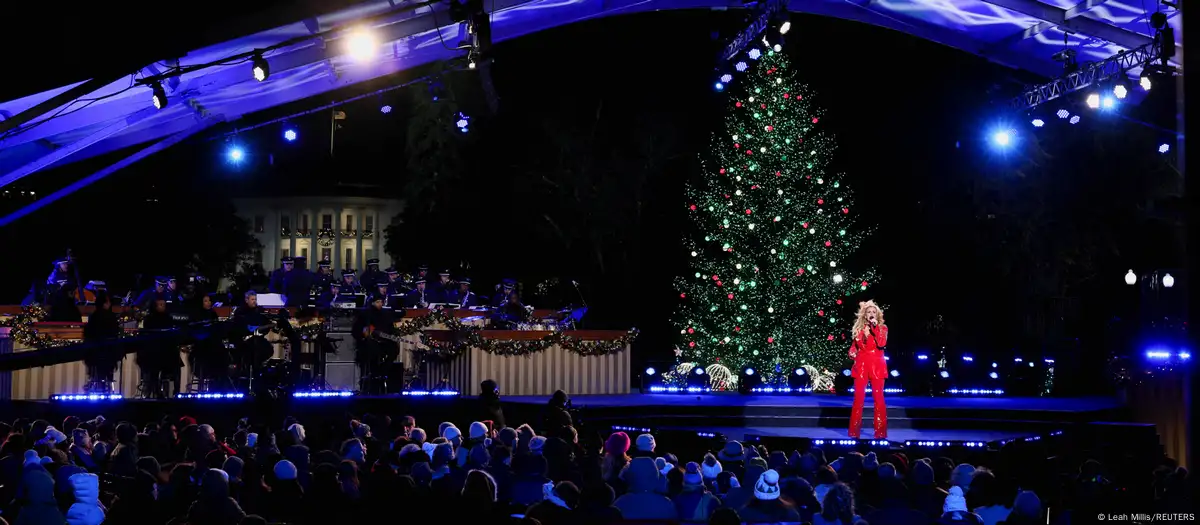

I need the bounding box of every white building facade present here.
[233,196,403,272]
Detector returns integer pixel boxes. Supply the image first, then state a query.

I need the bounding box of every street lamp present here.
[1162,273,1175,288]
[1124,270,1137,286]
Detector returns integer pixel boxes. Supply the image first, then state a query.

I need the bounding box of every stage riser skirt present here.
[1,330,630,399]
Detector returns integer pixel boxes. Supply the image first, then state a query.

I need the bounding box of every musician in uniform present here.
[405,279,429,308]
[316,281,346,309]
[429,270,453,303]
[82,292,122,392]
[413,265,429,286]
[490,279,516,307]
[351,293,401,394]
[384,268,407,295]
[45,257,77,300]
[165,277,184,309]
[340,269,364,294]
[269,256,294,294]
[314,259,336,294]
[361,258,385,291]
[231,290,275,371]
[135,277,170,310]
[283,256,315,307]
[447,277,480,307]
[140,298,183,397]
[490,292,530,329]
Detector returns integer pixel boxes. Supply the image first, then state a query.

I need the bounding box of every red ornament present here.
[824,241,832,247]
[687,328,695,334]
[760,104,766,109]
[781,277,787,282]
[689,341,696,348]
[680,293,686,298]
[745,209,752,215]
[746,150,753,155]
[734,144,740,149]
[734,327,740,332]
[827,335,835,341]
[712,275,719,280]
[751,185,759,190]
[817,199,824,205]
[767,337,775,343]
[776,171,781,176]
[727,293,734,300]
[719,168,727,174]
[862,281,869,287]
[736,102,742,107]
[716,281,723,286]
[836,299,843,305]
[842,208,849,214]
[818,310,825,316]
[798,95,803,99]
[783,93,789,99]
[766,125,774,132]
[689,205,697,211]
[802,222,809,228]
[812,118,819,123]
[797,268,804,275]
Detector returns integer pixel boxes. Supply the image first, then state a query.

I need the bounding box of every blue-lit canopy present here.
[0,0,1183,184]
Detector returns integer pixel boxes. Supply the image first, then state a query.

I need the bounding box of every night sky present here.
[0,7,1182,378]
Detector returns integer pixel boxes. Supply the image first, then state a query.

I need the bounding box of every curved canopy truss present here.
[0,0,1183,187]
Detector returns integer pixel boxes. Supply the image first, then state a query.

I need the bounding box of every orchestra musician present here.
[189,293,227,389]
[429,270,453,303]
[361,258,385,291]
[139,298,183,398]
[269,256,294,294]
[231,290,275,372]
[340,269,365,294]
[490,291,530,329]
[316,281,346,309]
[314,259,336,294]
[46,256,77,299]
[283,255,315,307]
[448,277,479,307]
[82,291,122,392]
[404,279,429,308]
[384,268,407,296]
[490,279,516,307]
[352,293,401,394]
[134,277,173,310]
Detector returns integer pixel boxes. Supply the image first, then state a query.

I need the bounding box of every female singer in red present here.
[848,300,888,438]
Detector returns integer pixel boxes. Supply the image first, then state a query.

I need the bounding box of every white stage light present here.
[346,29,378,62]
[1125,270,1137,285]
[1162,273,1174,288]
[1113,84,1128,99]
[1086,93,1100,109]
[252,55,270,82]
[780,21,791,34]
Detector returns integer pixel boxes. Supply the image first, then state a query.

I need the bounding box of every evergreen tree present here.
[673,44,878,389]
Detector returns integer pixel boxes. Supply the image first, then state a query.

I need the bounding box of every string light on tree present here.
[673,43,878,383]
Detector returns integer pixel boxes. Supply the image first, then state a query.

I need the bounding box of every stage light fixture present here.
[989,372,999,379]
[890,369,900,378]
[1125,269,1137,285]
[694,366,706,376]
[1159,143,1170,154]
[293,391,354,398]
[380,105,392,114]
[715,82,725,91]
[252,55,270,82]
[795,368,805,376]
[990,130,1012,147]
[1085,93,1100,109]
[283,129,297,142]
[1031,119,1044,128]
[645,367,657,376]
[1112,83,1128,99]
[1101,96,1116,110]
[720,74,733,84]
[939,370,950,378]
[1163,273,1175,288]
[346,29,378,62]
[151,82,167,109]
[1069,115,1081,125]
[1056,109,1069,119]
[227,146,245,163]
[745,367,756,376]
[1140,70,1152,91]
[780,21,791,34]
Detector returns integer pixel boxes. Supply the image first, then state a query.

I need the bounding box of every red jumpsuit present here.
[848,324,888,438]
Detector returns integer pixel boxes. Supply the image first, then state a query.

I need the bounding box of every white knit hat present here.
[469,421,489,440]
[701,453,723,479]
[754,469,781,500]
[443,426,462,441]
[944,486,968,513]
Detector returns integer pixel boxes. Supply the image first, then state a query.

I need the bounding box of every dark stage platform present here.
[2,393,1146,453]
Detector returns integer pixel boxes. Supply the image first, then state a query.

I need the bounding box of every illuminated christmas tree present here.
[674,44,878,389]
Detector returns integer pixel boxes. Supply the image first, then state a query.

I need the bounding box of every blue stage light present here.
[283,129,297,142]
[227,146,245,163]
[176,393,245,400]
[1101,96,1116,110]
[1069,115,1081,124]
[647,386,711,393]
[645,367,656,376]
[962,355,973,362]
[916,354,929,360]
[890,369,900,378]
[748,49,761,60]
[744,367,755,376]
[1031,119,1044,128]
[380,105,392,114]
[293,391,354,398]
[750,386,813,394]
[720,74,732,84]
[848,387,905,394]
[402,390,459,397]
[991,362,998,368]
[842,369,851,376]
[939,370,950,378]
[456,112,470,133]
[715,82,725,92]
[1159,143,1170,154]
[51,393,124,402]
[794,368,805,376]
[989,372,999,379]
[1056,109,1070,119]
[612,425,651,433]
[947,388,1005,395]
[735,62,748,72]
[694,366,706,376]
[990,130,1012,148]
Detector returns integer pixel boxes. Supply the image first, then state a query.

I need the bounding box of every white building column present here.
[310,209,319,268]
[289,208,298,258]
[356,209,364,268]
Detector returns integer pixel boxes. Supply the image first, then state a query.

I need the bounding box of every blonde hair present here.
[852,300,885,338]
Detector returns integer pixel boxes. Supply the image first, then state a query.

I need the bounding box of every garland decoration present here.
[0,304,73,349]
[393,309,636,358]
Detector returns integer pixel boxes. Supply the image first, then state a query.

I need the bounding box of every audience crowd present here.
[0,387,1192,525]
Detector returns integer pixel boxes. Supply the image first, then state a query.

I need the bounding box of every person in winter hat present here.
[443,425,463,449]
[273,459,298,481]
[951,464,976,492]
[655,457,675,476]
[631,433,656,458]
[469,421,489,440]
[526,480,580,525]
[409,427,427,445]
[701,453,723,482]
[529,436,547,455]
[672,462,721,522]
[862,451,879,471]
[65,473,105,525]
[613,456,677,520]
[602,431,632,490]
[939,486,984,525]
[911,458,950,519]
[717,440,746,478]
[722,457,766,509]
[741,469,803,523]
[814,464,839,511]
[14,467,64,525]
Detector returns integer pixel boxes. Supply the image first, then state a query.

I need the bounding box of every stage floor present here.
[504,394,1122,412]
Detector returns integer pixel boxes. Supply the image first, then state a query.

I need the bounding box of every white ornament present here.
[833,274,843,283]
[770,249,777,254]
[748,224,756,230]
[736,176,742,181]
[768,307,775,313]
[733,278,741,284]
[749,96,755,102]
[809,228,816,234]
[690,251,697,257]
[830,261,837,267]
[776,76,783,83]
[817,209,823,214]
[773,216,781,222]
[765,125,771,131]
[736,263,743,269]
[777,189,784,195]
[760,147,767,153]
[773,44,782,52]
[817,178,824,184]
[735,190,743,196]
[733,135,739,141]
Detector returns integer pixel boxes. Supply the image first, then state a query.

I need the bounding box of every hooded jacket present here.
[613,457,677,520]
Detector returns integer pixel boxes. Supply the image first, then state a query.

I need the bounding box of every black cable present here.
[0,76,139,142]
